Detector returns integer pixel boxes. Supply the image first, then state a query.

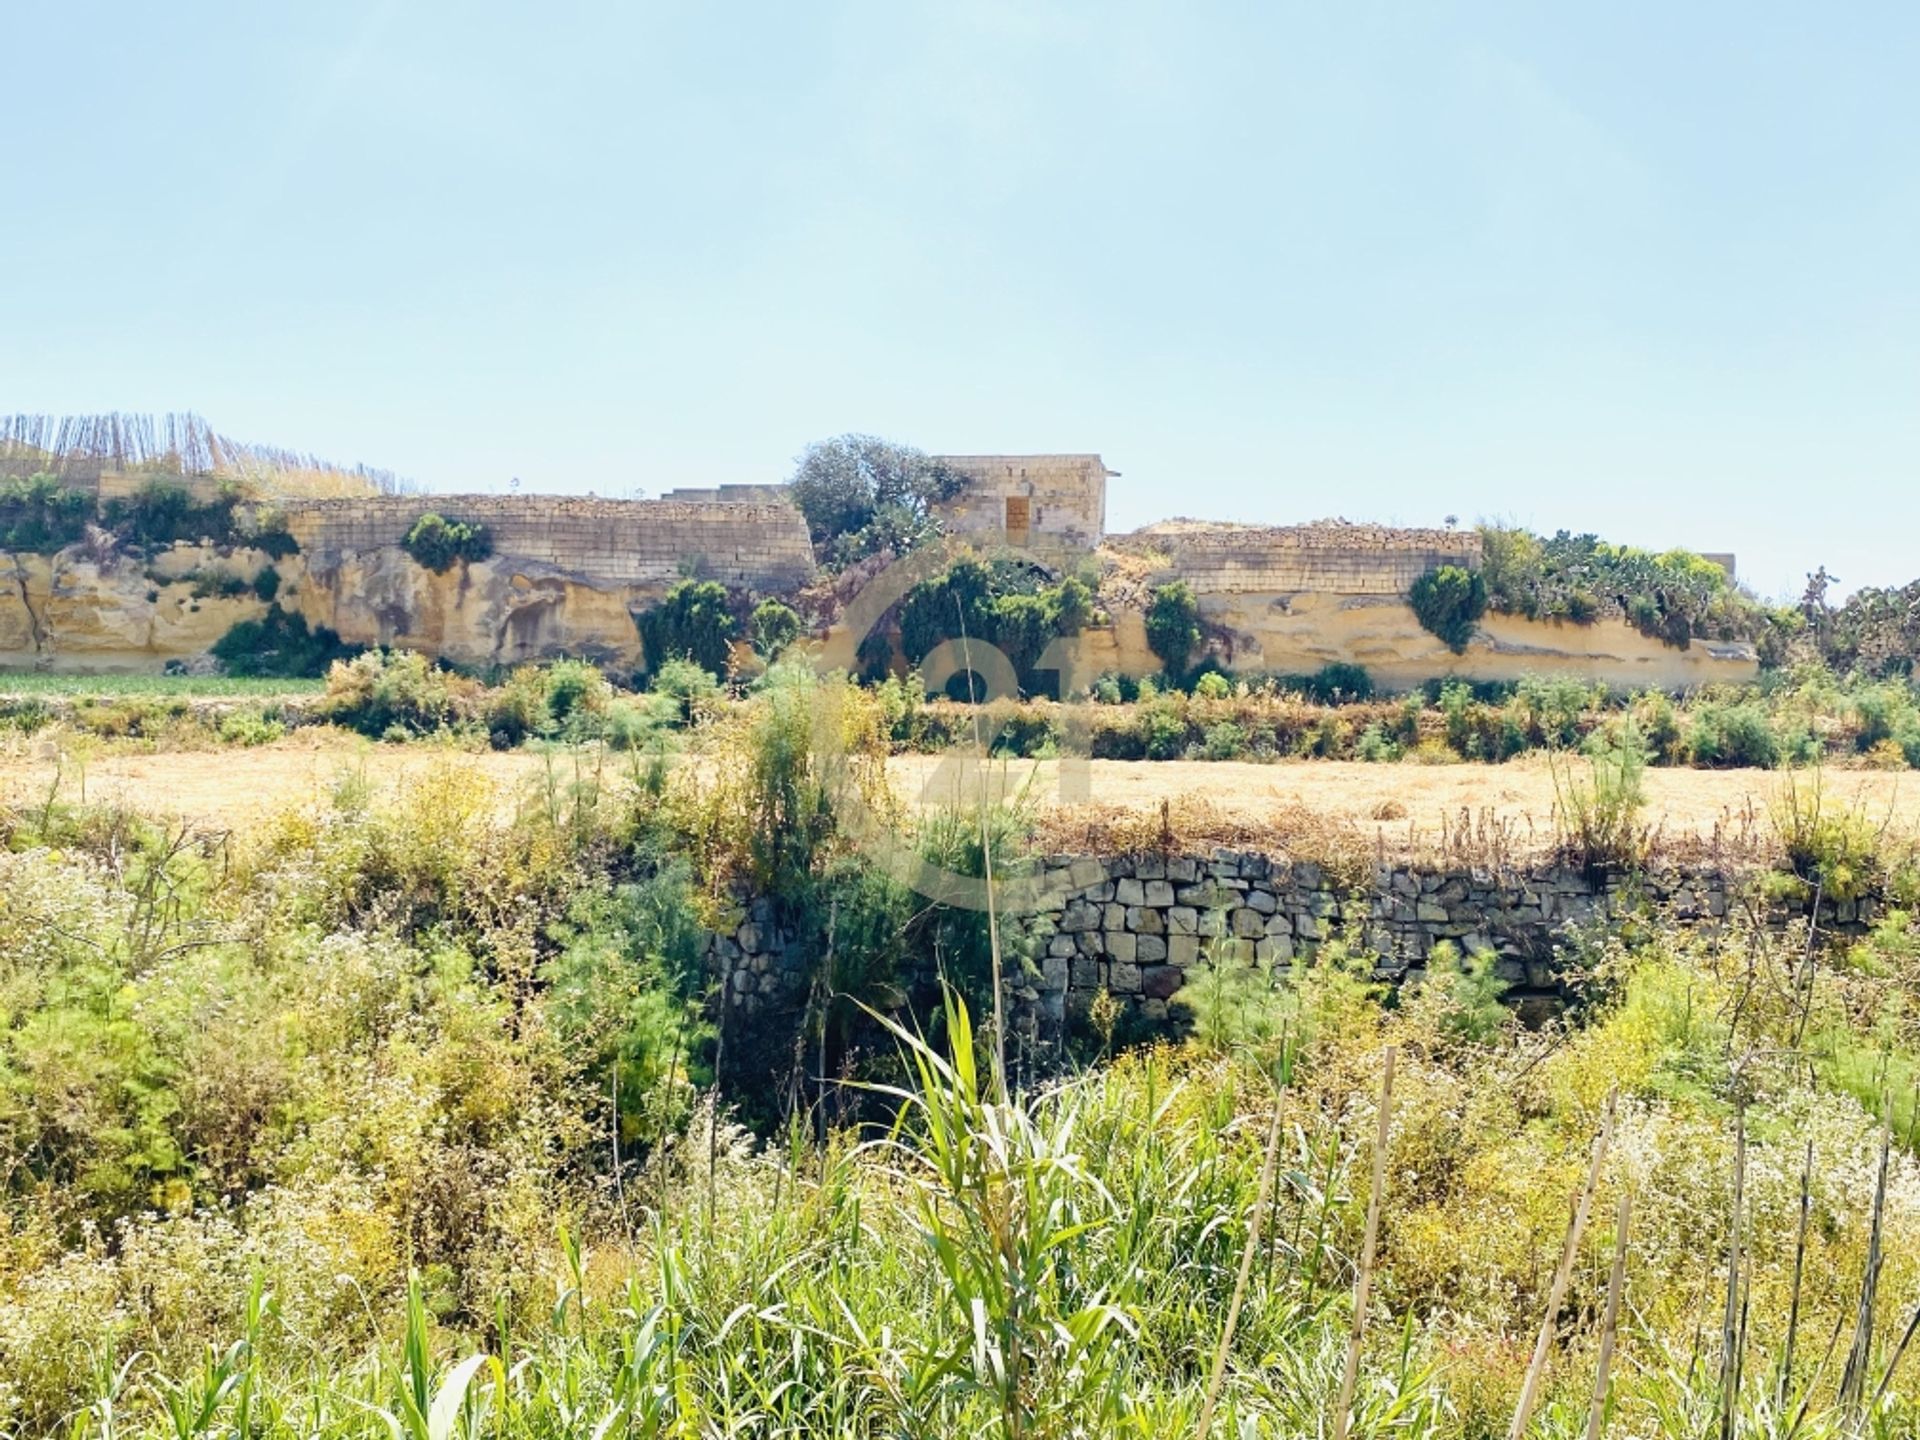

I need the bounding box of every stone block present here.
[1068,857,1106,891]
[1128,906,1164,934]
[1115,877,1146,906]
[1105,931,1137,964]
[1070,958,1102,989]
[1169,906,1198,935]
[1136,933,1169,963]
[1142,965,1183,1000]
[1168,933,1201,967]
[1143,879,1177,907]
[1111,961,1142,994]
[1231,907,1265,938]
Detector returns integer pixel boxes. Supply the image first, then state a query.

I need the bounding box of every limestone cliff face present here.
[1195,591,1758,689]
[282,548,657,670]
[0,546,269,672]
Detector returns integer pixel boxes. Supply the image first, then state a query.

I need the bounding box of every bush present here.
[210,605,355,678]
[402,512,494,571]
[1201,720,1248,760]
[651,655,720,725]
[316,649,476,737]
[1409,565,1488,653]
[639,579,738,677]
[1144,581,1202,675]
[1192,671,1231,700]
[750,598,803,659]
[1282,662,1375,704]
[101,479,243,548]
[0,472,93,551]
[1686,700,1781,768]
[251,563,280,602]
[1140,701,1189,760]
[896,556,1092,697]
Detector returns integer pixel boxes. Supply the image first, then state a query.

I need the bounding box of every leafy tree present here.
[787,434,966,568]
[638,578,738,676]
[896,556,1091,696]
[750,598,803,659]
[1144,581,1202,676]
[1409,564,1488,653]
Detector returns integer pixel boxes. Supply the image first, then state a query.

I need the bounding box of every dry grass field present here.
[3,732,1914,850]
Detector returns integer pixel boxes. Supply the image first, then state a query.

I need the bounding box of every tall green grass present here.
[0,670,325,697]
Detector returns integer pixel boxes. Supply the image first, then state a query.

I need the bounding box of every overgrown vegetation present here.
[896,553,1093,697]
[1144,579,1202,675]
[637,577,738,676]
[4,735,1920,1434]
[1478,523,1774,650]
[787,433,967,569]
[210,604,357,678]
[401,511,494,571]
[1408,563,1487,652]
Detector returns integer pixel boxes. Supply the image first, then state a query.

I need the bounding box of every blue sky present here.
[4,2,1917,599]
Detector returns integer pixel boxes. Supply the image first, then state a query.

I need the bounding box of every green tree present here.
[638,578,738,676]
[1144,581,1202,675]
[787,434,966,568]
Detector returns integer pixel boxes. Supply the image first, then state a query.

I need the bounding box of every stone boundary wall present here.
[279,494,816,591]
[1124,523,1484,596]
[712,848,1862,1040]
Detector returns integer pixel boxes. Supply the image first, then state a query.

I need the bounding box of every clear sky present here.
[4,2,1917,600]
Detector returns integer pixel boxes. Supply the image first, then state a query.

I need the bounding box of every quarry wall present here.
[279,495,815,591]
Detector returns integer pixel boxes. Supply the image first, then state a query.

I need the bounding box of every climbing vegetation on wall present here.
[402,512,494,571]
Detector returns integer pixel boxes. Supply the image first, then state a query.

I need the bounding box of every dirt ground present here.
[2,732,1913,846]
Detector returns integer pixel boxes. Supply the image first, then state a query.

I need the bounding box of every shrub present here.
[1144,581,1202,675]
[251,526,299,559]
[1200,720,1247,760]
[1140,701,1189,760]
[1355,722,1398,762]
[650,655,720,725]
[102,479,243,548]
[1686,700,1781,768]
[749,598,803,659]
[402,512,494,571]
[1282,662,1375,703]
[210,605,355,678]
[1408,565,1488,653]
[0,472,93,551]
[638,579,738,677]
[484,667,554,748]
[1552,719,1649,869]
[896,557,1092,697]
[251,563,280,602]
[316,649,475,737]
[1192,670,1231,700]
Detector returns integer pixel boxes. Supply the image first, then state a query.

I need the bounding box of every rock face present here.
[0,547,269,672]
[0,495,821,673]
